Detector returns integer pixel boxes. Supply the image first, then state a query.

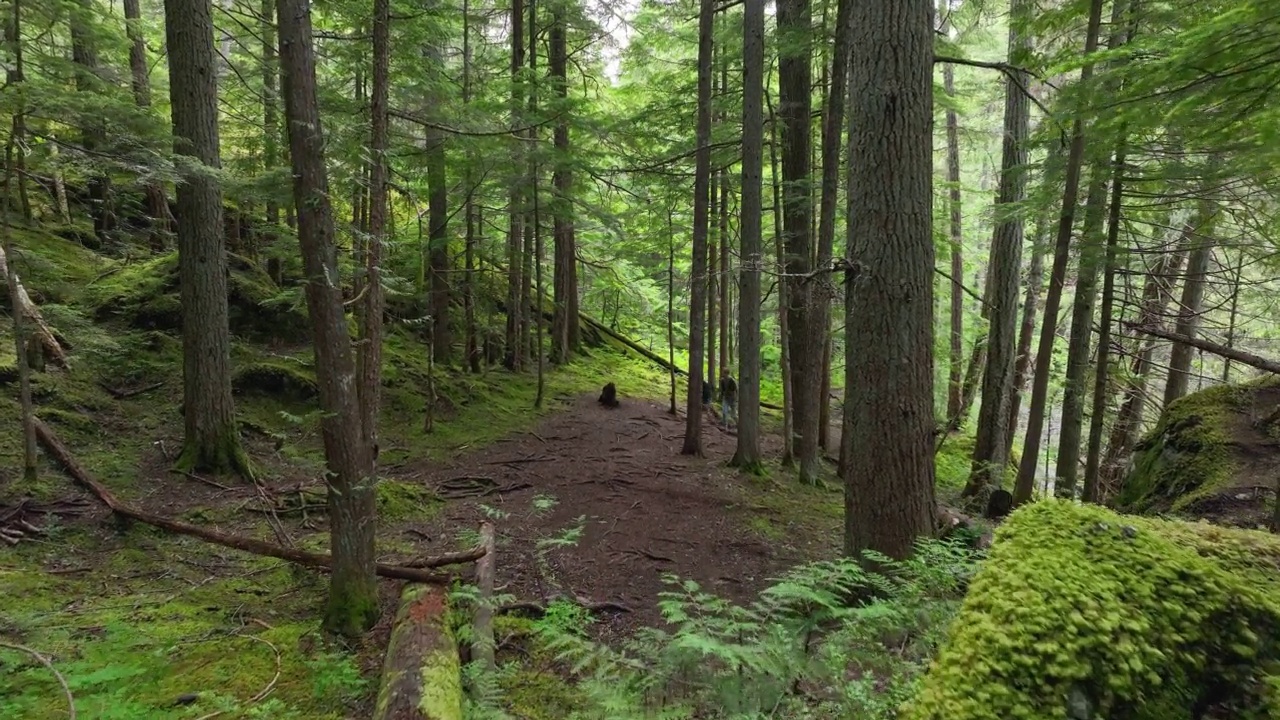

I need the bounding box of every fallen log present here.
[0,245,68,367]
[1127,323,1280,376]
[34,418,481,583]
[373,582,463,720]
[471,521,496,673]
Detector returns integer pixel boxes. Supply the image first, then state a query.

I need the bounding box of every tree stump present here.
[373,582,463,720]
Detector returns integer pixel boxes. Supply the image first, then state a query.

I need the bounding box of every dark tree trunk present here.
[844,0,936,560]
[668,207,678,414]
[732,0,765,470]
[462,0,480,373]
[359,0,390,467]
[3,142,35,481]
[425,43,451,366]
[1012,0,1106,506]
[1163,185,1218,407]
[262,0,280,230]
[277,0,377,637]
[165,0,250,479]
[1222,249,1244,383]
[70,0,113,241]
[549,5,577,365]
[529,0,544,405]
[681,0,714,456]
[941,19,964,422]
[6,0,30,223]
[964,0,1029,498]
[778,0,820,484]
[124,0,170,250]
[504,0,526,371]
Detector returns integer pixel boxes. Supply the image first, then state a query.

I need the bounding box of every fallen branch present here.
[0,641,75,719]
[0,245,68,367]
[98,381,164,400]
[498,593,632,616]
[34,418,480,583]
[1126,323,1280,375]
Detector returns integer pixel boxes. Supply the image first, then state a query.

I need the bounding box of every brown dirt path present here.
[396,393,841,634]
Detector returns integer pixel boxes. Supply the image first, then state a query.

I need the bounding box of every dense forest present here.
[3,0,1280,715]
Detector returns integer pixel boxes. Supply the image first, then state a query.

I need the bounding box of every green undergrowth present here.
[906,500,1280,720]
[0,529,367,719]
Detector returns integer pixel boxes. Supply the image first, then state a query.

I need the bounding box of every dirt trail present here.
[398,393,840,634]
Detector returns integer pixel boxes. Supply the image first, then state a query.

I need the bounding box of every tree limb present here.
[1125,323,1280,375]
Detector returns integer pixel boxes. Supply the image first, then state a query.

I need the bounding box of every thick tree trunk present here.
[732,0,765,470]
[124,0,171,251]
[277,0,378,637]
[372,583,463,720]
[504,0,526,371]
[549,7,576,365]
[778,0,820,483]
[964,1,1029,498]
[1053,170,1110,499]
[165,0,250,479]
[360,0,390,467]
[1012,0,1106,506]
[681,0,715,456]
[424,45,451,366]
[844,0,936,560]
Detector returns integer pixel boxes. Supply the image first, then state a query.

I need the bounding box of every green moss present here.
[174,422,255,480]
[904,501,1280,720]
[1117,383,1245,514]
[232,360,319,400]
[377,479,442,521]
[498,669,584,720]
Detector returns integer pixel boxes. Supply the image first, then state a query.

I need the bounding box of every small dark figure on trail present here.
[702,377,713,407]
[598,382,620,408]
[984,488,1014,520]
[719,371,737,429]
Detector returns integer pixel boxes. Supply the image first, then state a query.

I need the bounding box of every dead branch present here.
[0,641,75,719]
[1126,323,1280,375]
[98,381,164,400]
[34,418,481,582]
[0,245,68,367]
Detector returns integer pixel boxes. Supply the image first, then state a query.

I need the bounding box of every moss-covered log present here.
[373,582,463,720]
[1116,376,1280,527]
[905,500,1280,720]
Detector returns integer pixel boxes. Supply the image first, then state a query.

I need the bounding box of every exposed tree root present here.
[34,418,484,583]
[0,641,75,719]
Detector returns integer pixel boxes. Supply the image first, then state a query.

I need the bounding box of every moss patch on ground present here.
[905,500,1280,720]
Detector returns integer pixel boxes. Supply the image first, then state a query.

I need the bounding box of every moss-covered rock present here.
[904,500,1280,720]
[232,360,319,400]
[1116,376,1280,528]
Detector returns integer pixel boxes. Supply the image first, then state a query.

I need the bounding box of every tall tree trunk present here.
[778,0,819,484]
[1083,136,1128,503]
[360,0,390,468]
[1163,183,1218,407]
[520,0,537,366]
[549,4,576,365]
[963,0,1030,498]
[530,0,544,405]
[165,0,250,479]
[425,43,451,366]
[3,140,35,481]
[1012,0,1106,506]
[717,52,730,387]
[262,0,280,230]
[6,0,30,224]
[70,0,113,241]
[505,0,526,371]
[681,0,714,456]
[1053,170,1110,499]
[463,0,480,373]
[124,0,170,251]
[707,126,718,391]
[277,0,377,637]
[845,0,936,560]
[766,88,794,465]
[941,25,964,422]
[668,207,678,415]
[1222,248,1244,383]
[732,0,764,470]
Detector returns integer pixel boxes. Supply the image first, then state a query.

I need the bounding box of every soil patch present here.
[396,394,841,636]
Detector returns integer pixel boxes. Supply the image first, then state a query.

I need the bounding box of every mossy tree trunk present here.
[732,0,765,471]
[844,0,936,560]
[165,0,251,481]
[965,0,1031,499]
[1012,0,1106,506]
[373,583,462,720]
[681,0,714,457]
[277,0,378,637]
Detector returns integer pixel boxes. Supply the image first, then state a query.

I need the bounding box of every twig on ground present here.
[0,642,75,719]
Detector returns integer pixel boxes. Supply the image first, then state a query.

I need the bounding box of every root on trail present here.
[34,417,485,583]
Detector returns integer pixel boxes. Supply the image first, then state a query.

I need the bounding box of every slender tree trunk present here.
[844,0,936,560]
[166,0,250,479]
[6,0,30,224]
[359,0,390,468]
[124,0,170,250]
[963,0,1030,498]
[942,31,964,421]
[767,88,794,465]
[732,0,764,470]
[1012,0,1106,506]
[681,0,715,456]
[530,0,544,406]
[70,0,113,241]
[277,0,377,637]
[505,0,526,370]
[1163,187,1218,407]
[262,0,280,230]
[707,128,718,391]
[3,140,35,481]
[422,43,451,366]
[778,0,820,484]
[668,207,678,415]
[462,0,480,373]
[1222,249,1244,383]
[718,54,730,387]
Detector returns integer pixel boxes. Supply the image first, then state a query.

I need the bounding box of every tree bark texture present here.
[165,0,250,479]
[943,50,964,422]
[549,6,578,364]
[504,0,526,370]
[372,583,463,720]
[124,0,171,250]
[766,89,794,465]
[844,0,937,560]
[681,0,715,456]
[277,0,378,637]
[425,44,452,366]
[1163,192,1218,407]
